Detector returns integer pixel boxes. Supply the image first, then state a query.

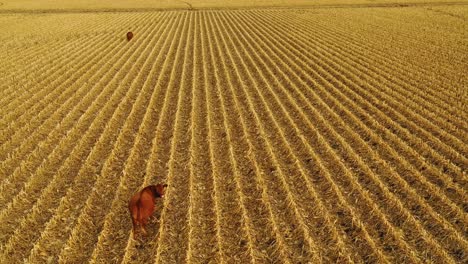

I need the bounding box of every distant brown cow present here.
[128,184,167,238]
[126,31,134,41]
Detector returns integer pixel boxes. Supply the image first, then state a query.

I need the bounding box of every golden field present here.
[0,1,467,263]
[0,0,466,11]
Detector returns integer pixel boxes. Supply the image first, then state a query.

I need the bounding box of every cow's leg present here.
[133,224,140,239]
[141,215,150,235]
[141,224,148,235]
[131,217,138,239]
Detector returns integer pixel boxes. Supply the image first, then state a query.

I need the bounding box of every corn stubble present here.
[0,3,466,264]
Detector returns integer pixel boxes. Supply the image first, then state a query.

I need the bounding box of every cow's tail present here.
[136,196,146,237]
[136,198,142,227]
[130,194,142,238]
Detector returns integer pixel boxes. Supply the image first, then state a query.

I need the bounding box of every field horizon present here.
[0,1,467,263]
[0,0,467,12]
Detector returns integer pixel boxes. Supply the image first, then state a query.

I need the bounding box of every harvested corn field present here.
[0,3,467,264]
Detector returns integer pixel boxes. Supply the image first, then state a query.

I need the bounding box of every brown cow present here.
[126,31,134,41]
[128,184,167,238]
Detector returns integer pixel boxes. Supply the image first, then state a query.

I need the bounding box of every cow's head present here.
[152,183,167,198]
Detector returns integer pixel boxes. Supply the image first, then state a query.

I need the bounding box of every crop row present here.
[0,9,466,263]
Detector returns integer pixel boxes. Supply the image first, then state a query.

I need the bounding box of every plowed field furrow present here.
[0,14,152,208]
[0,14,145,96]
[306,39,468,159]
[0,14,149,142]
[271,40,468,206]
[397,8,467,38]
[0,21,139,149]
[0,43,131,118]
[58,13,174,264]
[247,10,466,200]
[270,12,468,135]
[279,11,467,120]
[0,33,113,140]
[209,11,324,263]
[1,7,466,264]
[324,10,467,87]
[0,13,119,52]
[355,11,467,74]
[105,18,181,264]
[308,12,468,105]
[0,34,131,214]
[91,12,188,264]
[356,11,465,62]
[208,11,298,263]
[90,12,190,264]
[254,3,466,235]
[0,13,128,93]
[0,14,162,263]
[154,12,196,264]
[0,35,73,78]
[0,14,145,127]
[184,12,219,263]
[0,34,125,186]
[225,10,407,261]
[232,10,466,262]
[206,12,270,264]
[229,10,466,262]
[0,51,122,234]
[229,11,426,264]
[0,48,89,118]
[377,11,464,54]
[0,14,139,102]
[0,13,106,45]
[289,30,468,198]
[298,17,468,135]
[258,8,466,219]
[203,12,282,263]
[27,13,171,264]
[0,37,88,101]
[0,13,136,116]
[220,11,394,263]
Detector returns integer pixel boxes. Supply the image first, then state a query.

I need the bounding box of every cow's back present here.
[138,190,155,221]
[128,192,141,221]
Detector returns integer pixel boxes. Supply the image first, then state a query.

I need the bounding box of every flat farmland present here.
[0,2,467,264]
[1,0,466,12]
